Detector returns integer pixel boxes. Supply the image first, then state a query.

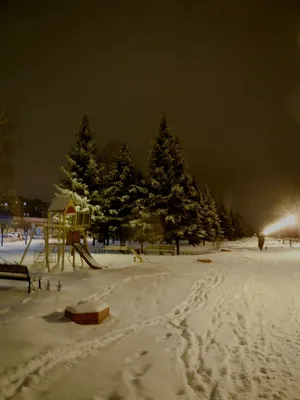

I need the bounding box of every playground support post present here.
[61,213,66,271]
[20,226,37,265]
[24,225,29,245]
[0,224,4,247]
[45,225,50,272]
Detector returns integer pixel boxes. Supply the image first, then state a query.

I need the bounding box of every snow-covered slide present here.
[72,242,106,269]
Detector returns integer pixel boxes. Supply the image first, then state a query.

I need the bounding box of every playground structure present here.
[20,197,105,271]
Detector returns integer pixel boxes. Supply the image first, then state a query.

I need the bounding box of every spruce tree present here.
[148,113,198,254]
[55,114,103,235]
[232,212,242,238]
[233,212,252,238]
[99,140,122,174]
[187,177,206,245]
[129,173,162,251]
[200,185,222,246]
[102,144,142,243]
[229,210,236,240]
[217,202,233,240]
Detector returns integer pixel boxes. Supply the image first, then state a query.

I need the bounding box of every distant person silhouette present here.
[258,233,265,251]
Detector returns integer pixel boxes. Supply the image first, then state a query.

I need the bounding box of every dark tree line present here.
[56,114,253,254]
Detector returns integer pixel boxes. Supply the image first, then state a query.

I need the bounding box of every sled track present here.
[0,270,224,399]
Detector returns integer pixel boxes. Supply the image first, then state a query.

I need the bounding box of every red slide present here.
[73,242,107,269]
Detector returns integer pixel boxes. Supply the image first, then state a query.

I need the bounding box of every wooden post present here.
[20,226,37,265]
[56,213,62,270]
[84,229,88,250]
[45,210,52,272]
[61,213,66,271]
[72,246,76,270]
[45,225,50,272]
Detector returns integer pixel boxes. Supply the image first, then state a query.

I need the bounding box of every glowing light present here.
[263,214,297,235]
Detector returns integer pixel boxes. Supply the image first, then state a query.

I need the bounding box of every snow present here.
[1,238,300,399]
[65,300,109,314]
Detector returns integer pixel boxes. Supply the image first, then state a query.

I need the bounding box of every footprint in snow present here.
[156,332,172,342]
[125,350,148,363]
[139,350,148,356]
[260,367,268,374]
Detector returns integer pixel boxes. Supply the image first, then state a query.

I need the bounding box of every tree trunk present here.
[106,237,109,245]
[175,237,180,255]
[92,236,95,246]
[140,242,144,253]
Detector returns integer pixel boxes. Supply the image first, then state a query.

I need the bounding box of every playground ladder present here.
[34,247,56,264]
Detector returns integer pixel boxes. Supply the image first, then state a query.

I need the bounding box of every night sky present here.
[1,0,300,229]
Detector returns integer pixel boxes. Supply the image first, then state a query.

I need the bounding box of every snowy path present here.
[1,241,300,399]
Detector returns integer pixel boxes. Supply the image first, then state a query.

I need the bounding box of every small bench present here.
[144,244,175,255]
[0,264,42,293]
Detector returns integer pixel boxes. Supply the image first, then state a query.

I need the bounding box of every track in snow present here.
[170,256,300,400]
[0,270,223,399]
[2,251,300,400]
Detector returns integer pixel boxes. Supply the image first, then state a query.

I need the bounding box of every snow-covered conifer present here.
[55,115,103,235]
[200,185,222,245]
[148,113,199,254]
[102,144,143,243]
[217,202,233,240]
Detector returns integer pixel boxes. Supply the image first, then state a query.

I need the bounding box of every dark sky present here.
[1,0,300,229]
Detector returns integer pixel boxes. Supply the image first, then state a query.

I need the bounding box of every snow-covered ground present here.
[1,238,300,399]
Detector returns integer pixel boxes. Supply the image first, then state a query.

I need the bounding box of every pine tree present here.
[99,140,122,174]
[102,144,143,243]
[187,177,206,245]
[217,202,233,240]
[148,113,198,255]
[200,185,222,245]
[129,173,162,251]
[55,114,103,235]
[232,212,252,238]
[232,213,243,238]
[229,211,236,240]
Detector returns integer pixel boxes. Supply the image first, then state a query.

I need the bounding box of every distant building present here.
[17,196,49,218]
[0,196,49,218]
